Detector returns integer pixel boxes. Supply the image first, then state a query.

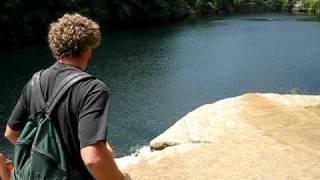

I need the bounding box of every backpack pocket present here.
[13,117,68,180]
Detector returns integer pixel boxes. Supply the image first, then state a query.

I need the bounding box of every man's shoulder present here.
[42,63,109,92]
[73,75,109,108]
[75,73,110,93]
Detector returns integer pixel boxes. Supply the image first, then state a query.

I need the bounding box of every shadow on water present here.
[297,16,320,22]
[0,45,53,158]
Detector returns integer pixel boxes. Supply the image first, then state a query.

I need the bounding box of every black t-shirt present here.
[7,62,110,179]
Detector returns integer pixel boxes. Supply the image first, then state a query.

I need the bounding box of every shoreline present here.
[5,10,320,49]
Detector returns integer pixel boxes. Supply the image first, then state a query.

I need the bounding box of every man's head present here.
[48,13,101,61]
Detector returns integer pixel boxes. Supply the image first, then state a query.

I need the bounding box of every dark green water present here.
[1,13,320,157]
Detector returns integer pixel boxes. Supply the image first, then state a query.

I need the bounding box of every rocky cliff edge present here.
[116,93,320,180]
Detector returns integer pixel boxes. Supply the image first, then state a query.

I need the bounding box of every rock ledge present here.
[117,93,320,180]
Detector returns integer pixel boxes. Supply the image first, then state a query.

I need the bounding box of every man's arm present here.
[6,83,29,144]
[4,125,20,145]
[81,141,123,180]
[106,142,115,158]
[0,153,10,180]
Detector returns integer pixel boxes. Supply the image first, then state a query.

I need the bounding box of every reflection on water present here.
[1,13,320,157]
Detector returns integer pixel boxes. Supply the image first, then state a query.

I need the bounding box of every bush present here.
[266,0,285,11]
[300,0,320,15]
[195,0,217,14]
[234,0,259,12]
[282,0,293,11]
[233,0,286,12]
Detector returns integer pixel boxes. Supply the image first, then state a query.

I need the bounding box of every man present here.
[4,13,124,180]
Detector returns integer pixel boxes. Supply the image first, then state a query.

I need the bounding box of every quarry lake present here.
[1,13,320,157]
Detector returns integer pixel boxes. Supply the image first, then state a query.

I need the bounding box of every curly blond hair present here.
[48,13,101,59]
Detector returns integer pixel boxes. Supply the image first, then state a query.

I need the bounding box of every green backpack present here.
[13,71,92,180]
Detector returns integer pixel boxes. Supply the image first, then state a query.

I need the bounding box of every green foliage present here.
[195,0,217,15]
[234,0,259,11]
[168,0,189,19]
[195,0,234,14]
[282,0,294,11]
[104,0,188,24]
[302,0,320,14]
[233,0,286,12]
[264,0,285,11]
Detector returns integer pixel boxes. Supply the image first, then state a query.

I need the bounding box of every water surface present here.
[1,13,320,157]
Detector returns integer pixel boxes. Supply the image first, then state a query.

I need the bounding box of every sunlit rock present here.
[117,93,320,180]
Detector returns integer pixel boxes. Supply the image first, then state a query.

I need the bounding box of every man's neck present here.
[58,57,87,70]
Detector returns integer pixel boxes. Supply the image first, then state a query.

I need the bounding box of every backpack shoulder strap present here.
[45,72,94,116]
[31,70,46,111]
